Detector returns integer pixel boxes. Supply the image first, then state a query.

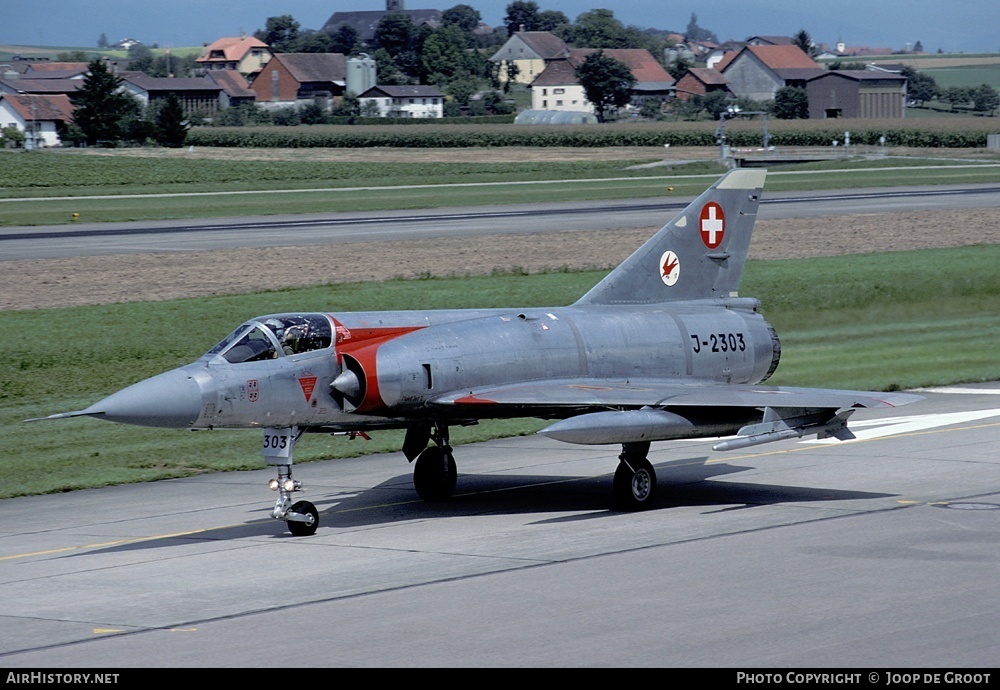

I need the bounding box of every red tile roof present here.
[567,49,674,85]
[2,94,74,122]
[739,45,818,69]
[685,67,730,86]
[197,36,269,63]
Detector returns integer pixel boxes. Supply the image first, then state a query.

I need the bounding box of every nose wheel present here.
[264,427,318,536]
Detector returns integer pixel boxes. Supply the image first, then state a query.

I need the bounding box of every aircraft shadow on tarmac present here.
[65,456,895,557]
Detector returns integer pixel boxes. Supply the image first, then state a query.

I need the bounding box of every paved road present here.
[2,184,998,260]
[1,385,998,667]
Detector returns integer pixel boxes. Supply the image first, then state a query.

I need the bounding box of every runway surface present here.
[1,384,998,667]
[3,184,998,260]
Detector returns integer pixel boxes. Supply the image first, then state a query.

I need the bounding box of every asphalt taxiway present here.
[1,384,998,667]
[3,184,998,260]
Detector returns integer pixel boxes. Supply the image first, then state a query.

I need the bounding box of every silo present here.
[346,55,377,95]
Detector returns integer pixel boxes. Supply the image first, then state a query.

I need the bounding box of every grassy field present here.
[2,151,999,226]
[3,244,998,499]
[923,64,1000,90]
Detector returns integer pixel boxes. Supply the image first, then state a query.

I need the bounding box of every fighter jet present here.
[30,169,920,535]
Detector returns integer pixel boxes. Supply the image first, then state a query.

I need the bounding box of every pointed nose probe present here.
[83,368,206,428]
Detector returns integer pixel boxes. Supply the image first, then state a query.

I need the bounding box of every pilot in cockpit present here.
[281,324,308,355]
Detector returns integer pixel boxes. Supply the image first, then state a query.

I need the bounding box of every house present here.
[23,63,89,80]
[805,70,907,118]
[322,1,442,43]
[206,70,257,109]
[357,85,444,118]
[674,67,732,101]
[249,53,347,110]
[717,45,824,101]
[746,35,795,46]
[0,93,74,147]
[120,74,224,116]
[0,77,83,98]
[490,31,570,85]
[530,49,675,113]
[196,36,272,76]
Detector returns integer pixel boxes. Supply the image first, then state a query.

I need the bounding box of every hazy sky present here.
[2,1,996,54]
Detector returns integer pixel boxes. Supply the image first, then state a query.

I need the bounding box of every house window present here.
[556,100,563,106]
[554,88,565,94]
[542,100,547,108]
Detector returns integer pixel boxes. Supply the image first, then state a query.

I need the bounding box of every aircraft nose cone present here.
[90,368,205,428]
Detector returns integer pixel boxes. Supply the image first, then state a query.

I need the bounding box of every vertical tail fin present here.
[575,169,766,305]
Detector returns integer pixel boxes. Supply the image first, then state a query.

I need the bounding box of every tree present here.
[504,1,540,35]
[373,12,416,56]
[567,9,631,49]
[127,44,155,74]
[503,59,519,92]
[685,13,718,43]
[575,50,636,122]
[154,93,188,147]
[297,31,333,53]
[97,33,109,49]
[373,48,409,85]
[901,66,937,106]
[537,10,570,33]
[939,86,973,108]
[422,25,471,84]
[70,59,141,145]
[913,40,924,52]
[329,25,358,55]
[971,84,999,114]
[667,55,693,80]
[442,4,481,39]
[793,29,817,58]
[772,86,809,119]
[255,15,300,53]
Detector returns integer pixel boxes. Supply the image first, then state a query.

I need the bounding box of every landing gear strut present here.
[613,442,656,511]
[412,423,457,501]
[264,427,318,536]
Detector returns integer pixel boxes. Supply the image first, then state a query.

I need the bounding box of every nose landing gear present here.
[263,427,318,536]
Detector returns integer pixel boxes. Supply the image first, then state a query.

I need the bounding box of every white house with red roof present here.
[0,93,74,147]
[196,36,272,77]
[530,49,675,114]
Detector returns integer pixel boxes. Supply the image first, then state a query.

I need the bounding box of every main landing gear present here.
[613,442,656,511]
[411,423,457,501]
[264,427,319,536]
[404,424,657,511]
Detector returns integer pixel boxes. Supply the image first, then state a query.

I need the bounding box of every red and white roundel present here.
[659,250,680,286]
[700,202,725,249]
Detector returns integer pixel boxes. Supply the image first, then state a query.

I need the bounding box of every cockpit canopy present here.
[207,313,333,364]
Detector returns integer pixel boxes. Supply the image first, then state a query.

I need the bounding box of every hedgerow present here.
[184,119,996,149]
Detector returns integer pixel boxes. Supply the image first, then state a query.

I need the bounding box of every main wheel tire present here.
[613,458,657,511]
[288,500,319,536]
[413,446,457,501]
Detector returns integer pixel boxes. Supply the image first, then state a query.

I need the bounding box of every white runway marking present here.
[803,408,1000,445]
